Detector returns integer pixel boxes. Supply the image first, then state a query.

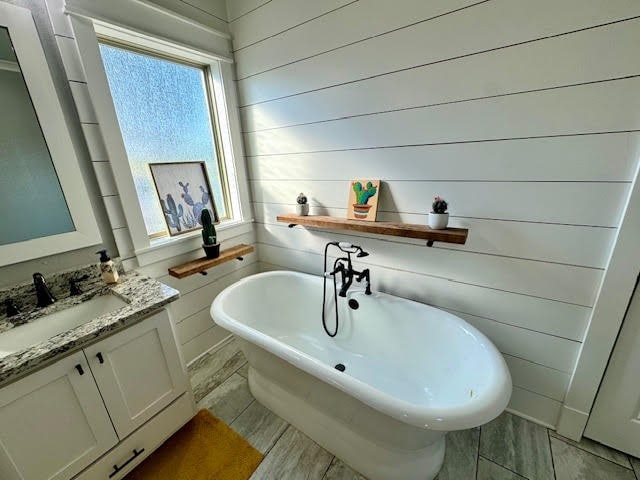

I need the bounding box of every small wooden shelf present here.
[276,214,468,246]
[168,244,254,279]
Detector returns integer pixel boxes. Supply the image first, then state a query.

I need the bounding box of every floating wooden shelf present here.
[168,244,254,279]
[276,214,468,246]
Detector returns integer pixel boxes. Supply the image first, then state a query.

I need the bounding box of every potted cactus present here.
[201,208,220,259]
[352,181,378,219]
[296,192,309,216]
[428,196,449,229]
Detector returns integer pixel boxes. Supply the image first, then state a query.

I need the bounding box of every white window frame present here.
[96,33,238,236]
[65,4,253,267]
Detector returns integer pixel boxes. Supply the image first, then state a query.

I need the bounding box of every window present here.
[98,40,231,239]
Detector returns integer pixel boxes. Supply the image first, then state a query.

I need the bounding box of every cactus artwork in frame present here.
[347,179,381,221]
[149,161,219,237]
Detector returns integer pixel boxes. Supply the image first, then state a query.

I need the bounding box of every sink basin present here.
[0,294,128,358]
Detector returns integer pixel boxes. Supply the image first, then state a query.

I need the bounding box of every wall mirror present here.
[0,3,101,266]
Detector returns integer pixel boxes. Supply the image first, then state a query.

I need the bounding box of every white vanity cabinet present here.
[84,309,190,439]
[0,308,195,480]
[0,351,118,480]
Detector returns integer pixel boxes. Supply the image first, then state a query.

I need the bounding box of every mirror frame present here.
[0,3,101,266]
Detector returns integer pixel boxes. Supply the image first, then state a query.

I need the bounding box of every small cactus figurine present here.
[296,192,309,216]
[201,208,216,245]
[428,195,449,230]
[201,208,220,258]
[432,196,448,214]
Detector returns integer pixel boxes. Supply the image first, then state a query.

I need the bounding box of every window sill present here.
[134,218,254,267]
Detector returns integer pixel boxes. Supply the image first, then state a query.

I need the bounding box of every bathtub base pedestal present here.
[247,360,446,480]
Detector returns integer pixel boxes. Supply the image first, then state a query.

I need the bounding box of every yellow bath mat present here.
[125,409,263,480]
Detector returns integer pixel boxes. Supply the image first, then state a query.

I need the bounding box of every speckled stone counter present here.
[0,265,179,386]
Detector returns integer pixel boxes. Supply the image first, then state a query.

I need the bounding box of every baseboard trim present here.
[556,405,589,440]
[187,334,233,366]
[505,407,556,430]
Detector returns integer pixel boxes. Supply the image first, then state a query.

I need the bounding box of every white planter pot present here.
[295,204,309,216]
[428,213,449,230]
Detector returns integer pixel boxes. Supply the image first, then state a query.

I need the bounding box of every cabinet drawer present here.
[74,393,195,480]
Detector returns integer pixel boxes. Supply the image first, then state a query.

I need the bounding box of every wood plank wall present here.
[228,0,640,427]
[146,0,229,32]
[45,0,259,365]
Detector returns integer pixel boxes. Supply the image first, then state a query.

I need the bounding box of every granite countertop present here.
[0,265,179,386]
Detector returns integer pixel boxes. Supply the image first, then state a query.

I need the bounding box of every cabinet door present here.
[0,351,118,480]
[85,309,189,439]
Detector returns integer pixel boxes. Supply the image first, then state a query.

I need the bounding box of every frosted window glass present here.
[99,43,227,236]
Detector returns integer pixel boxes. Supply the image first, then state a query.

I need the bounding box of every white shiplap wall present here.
[45,0,257,364]
[229,0,640,427]
[146,0,228,32]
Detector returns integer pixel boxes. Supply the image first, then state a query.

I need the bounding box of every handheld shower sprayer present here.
[322,241,372,337]
[335,241,369,258]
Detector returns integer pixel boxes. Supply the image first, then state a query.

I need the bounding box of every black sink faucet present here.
[4,299,20,317]
[33,273,56,308]
[69,274,90,296]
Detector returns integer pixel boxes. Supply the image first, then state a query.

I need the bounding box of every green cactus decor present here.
[201,208,217,245]
[349,179,380,220]
[160,194,183,232]
[201,208,220,259]
[432,196,448,214]
[353,181,377,205]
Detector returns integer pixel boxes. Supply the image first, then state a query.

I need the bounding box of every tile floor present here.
[188,338,640,480]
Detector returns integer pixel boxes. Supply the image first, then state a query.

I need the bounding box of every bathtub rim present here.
[211,270,512,431]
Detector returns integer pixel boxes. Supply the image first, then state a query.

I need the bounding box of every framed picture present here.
[149,161,219,237]
[347,179,381,221]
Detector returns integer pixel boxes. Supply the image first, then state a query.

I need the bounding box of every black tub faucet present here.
[325,242,372,297]
[322,241,372,337]
[33,273,56,308]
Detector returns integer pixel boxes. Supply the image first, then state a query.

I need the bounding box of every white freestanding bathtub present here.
[211,271,511,480]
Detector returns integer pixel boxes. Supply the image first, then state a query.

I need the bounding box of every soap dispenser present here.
[97,249,120,284]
